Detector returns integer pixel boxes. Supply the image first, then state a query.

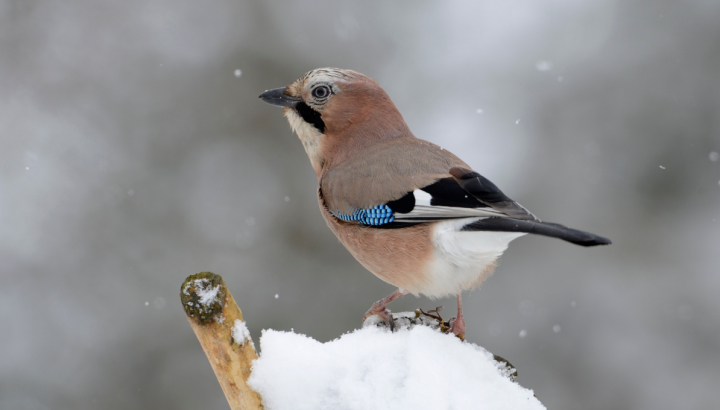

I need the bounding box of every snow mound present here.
[248,322,544,410]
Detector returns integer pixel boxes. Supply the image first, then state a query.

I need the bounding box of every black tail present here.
[462,218,611,247]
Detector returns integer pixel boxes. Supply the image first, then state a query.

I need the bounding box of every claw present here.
[362,289,408,331]
[363,309,395,330]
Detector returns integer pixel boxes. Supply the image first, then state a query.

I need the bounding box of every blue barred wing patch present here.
[331,204,395,226]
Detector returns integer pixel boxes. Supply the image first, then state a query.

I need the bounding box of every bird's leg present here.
[450,293,466,340]
[363,288,408,330]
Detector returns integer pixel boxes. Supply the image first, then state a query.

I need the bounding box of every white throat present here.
[285,109,325,173]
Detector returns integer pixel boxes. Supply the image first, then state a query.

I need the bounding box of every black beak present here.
[259,87,301,108]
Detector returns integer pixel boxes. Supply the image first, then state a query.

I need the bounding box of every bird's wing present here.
[319,139,611,246]
[319,137,537,226]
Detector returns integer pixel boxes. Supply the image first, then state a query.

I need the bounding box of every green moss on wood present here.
[180,271,227,324]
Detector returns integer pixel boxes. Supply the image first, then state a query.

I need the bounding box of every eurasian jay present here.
[259,68,610,339]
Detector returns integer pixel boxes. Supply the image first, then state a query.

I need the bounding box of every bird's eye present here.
[312,85,330,99]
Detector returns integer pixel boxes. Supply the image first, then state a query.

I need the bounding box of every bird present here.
[259,68,610,339]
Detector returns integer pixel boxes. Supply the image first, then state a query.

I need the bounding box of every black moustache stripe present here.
[295,102,325,133]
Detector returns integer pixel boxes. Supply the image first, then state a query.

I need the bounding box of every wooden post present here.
[180,272,264,410]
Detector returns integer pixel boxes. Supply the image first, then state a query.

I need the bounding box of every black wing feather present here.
[449,167,538,221]
[462,218,611,247]
[386,191,415,214]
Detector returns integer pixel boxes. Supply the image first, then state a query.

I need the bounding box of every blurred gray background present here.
[2,0,719,409]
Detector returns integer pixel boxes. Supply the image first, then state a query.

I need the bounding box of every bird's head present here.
[260,68,410,175]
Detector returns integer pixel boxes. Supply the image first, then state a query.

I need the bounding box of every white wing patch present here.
[413,189,433,206]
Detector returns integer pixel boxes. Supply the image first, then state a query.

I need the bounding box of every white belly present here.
[417,218,525,298]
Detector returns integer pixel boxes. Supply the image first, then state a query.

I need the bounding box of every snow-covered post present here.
[180,271,264,410]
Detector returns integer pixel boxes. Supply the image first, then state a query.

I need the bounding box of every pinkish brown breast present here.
[318,194,433,294]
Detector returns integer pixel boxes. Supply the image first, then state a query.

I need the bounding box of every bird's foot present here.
[362,289,408,331]
[449,315,465,341]
[363,306,395,330]
[448,293,466,340]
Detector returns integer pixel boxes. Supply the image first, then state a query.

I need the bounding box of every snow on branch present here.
[180,272,545,410]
